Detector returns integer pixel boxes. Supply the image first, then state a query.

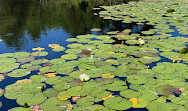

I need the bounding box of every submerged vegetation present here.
[0,0,188,110]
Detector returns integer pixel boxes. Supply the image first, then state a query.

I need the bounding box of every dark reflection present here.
[0,0,140,49]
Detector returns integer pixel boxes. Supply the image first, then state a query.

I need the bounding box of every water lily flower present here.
[138,38,145,45]
[79,74,90,82]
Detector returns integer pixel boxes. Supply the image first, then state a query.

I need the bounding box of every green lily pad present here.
[31,51,48,56]
[13,52,30,58]
[16,56,35,63]
[30,75,46,83]
[21,83,45,94]
[132,99,149,108]
[43,88,58,97]
[65,49,82,54]
[52,47,65,52]
[45,76,64,85]
[57,91,71,100]
[53,82,70,91]
[0,75,4,82]
[106,79,127,91]
[49,59,65,64]
[0,58,16,65]
[127,75,148,85]
[138,89,158,101]
[40,97,69,111]
[16,93,46,106]
[120,89,140,99]
[0,89,4,97]
[30,59,49,65]
[8,107,31,111]
[39,66,56,73]
[61,54,78,60]
[76,96,95,107]
[8,69,31,78]
[104,97,132,110]
[0,53,14,58]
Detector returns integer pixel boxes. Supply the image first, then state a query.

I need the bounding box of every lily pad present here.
[31,51,48,56]
[8,69,31,78]
[13,52,30,58]
[21,83,45,94]
[120,89,140,99]
[8,107,31,111]
[104,97,132,110]
[30,75,46,83]
[16,93,46,106]
[40,97,69,111]
[127,75,148,85]
[61,54,78,60]
[0,75,4,82]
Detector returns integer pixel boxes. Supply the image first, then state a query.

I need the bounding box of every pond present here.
[0,0,187,111]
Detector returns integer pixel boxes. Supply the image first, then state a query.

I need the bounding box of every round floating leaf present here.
[101,73,115,79]
[30,59,49,65]
[21,83,45,94]
[4,92,24,99]
[88,105,111,111]
[58,91,71,101]
[106,79,127,91]
[16,93,46,106]
[16,56,35,63]
[0,89,4,97]
[8,107,31,111]
[52,47,65,52]
[76,96,94,107]
[0,58,16,65]
[61,54,78,60]
[31,51,48,56]
[43,88,58,97]
[127,75,148,85]
[66,86,82,96]
[53,82,70,91]
[0,75,4,82]
[120,89,140,99]
[131,98,149,108]
[65,49,82,54]
[138,89,158,101]
[67,43,83,48]
[39,66,56,73]
[0,53,14,58]
[45,76,64,85]
[30,75,46,83]
[171,97,187,105]
[95,78,114,85]
[40,97,69,111]
[56,67,74,75]
[24,65,41,71]
[13,52,30,58]
[8,69,31,78]
[0,63,20,73]
[104,97,132,110]
[49,59,65,64]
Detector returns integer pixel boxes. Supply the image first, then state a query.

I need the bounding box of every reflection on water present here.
[0,0,142,51]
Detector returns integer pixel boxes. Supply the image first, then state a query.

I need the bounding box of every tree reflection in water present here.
[0,0,140,49]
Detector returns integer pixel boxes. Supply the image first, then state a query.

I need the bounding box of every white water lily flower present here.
[138,38,145,45]
[87,48,92,51]
[79,74,90,82]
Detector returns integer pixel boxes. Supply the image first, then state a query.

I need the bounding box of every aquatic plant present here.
[79,74,90,82]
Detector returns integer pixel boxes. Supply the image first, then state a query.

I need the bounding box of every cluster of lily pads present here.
[0,0,188,111]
